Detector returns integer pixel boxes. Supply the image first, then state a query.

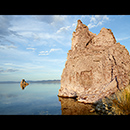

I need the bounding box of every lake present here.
[0,83,96,115]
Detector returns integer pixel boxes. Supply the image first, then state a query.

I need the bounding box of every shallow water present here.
[0,83,95,115]
[0,83,62,115]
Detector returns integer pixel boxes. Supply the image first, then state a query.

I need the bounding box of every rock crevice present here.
[58,20,130,103]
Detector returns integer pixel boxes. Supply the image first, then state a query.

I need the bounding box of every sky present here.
[0,15,130,82]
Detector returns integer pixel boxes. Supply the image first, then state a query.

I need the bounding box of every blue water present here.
[0,83,62,115]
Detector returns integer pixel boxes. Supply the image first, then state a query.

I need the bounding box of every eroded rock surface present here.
[58,20,130,103]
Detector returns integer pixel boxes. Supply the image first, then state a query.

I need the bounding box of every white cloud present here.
[116,36,130,41]
[103,15,109,21]
[88,15,109,29]
[26,48,36,51]
[39,48,62,56]
[72,23,76,27]
[87,23,96,28]
[56,26,71,33]
[0,44,17,49]
[50,48,62,52]
[90,16,97,23]
[39,51,49,55]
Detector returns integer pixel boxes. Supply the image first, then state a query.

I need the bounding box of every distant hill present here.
[0,80,61,84]
[28,80,61,84]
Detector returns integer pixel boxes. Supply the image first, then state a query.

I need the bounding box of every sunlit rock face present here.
[58,20,130,103]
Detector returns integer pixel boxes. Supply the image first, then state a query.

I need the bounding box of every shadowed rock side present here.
[58,20,130,103]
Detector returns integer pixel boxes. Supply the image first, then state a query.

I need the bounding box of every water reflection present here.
[58,97,97,115]
[20,84,29,90]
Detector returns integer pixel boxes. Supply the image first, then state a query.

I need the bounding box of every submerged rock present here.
[58,20,130,103]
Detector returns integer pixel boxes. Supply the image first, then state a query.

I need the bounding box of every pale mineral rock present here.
[58,20,130,103]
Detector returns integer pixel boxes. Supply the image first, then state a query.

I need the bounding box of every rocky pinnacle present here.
[58,20,130,103]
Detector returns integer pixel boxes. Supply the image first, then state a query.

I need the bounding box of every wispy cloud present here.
[88,15,109,29]
[3,62,45,71]
[50,48,62,53]
[0,44,17,49]
[0,68,19,73]
[56,26,71,33]
[0,15,23,39]
[26,48,36,52]
[6,69,19,72]
[116,36,130,41]
[39,48,62,56]
[39,51,49,55]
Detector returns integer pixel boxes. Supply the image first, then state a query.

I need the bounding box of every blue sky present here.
[0,15,130,81]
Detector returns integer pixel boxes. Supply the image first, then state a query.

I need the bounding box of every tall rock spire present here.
[58,20,130,103]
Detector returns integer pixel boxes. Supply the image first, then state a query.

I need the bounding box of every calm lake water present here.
[0,83,96,115]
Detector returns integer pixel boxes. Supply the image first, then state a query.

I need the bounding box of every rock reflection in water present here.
[20,84,29,90]
[58,97,97,115]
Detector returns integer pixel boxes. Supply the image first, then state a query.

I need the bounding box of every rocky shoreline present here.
[90,84,130,115]
[58,84,130,115]
[92,96,115,115]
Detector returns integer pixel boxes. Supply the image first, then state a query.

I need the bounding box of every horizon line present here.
[0,79,61,83]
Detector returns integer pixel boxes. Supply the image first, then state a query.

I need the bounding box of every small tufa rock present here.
[20,79,29,90]
[58,20,130,103]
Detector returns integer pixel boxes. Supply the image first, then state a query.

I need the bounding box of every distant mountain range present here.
[0,80,61,84]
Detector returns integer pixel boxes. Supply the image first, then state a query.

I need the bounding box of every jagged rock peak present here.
[91,27,117,46]
[71,20,96,50]
[71,20,117,50]
[76,19,89,30]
